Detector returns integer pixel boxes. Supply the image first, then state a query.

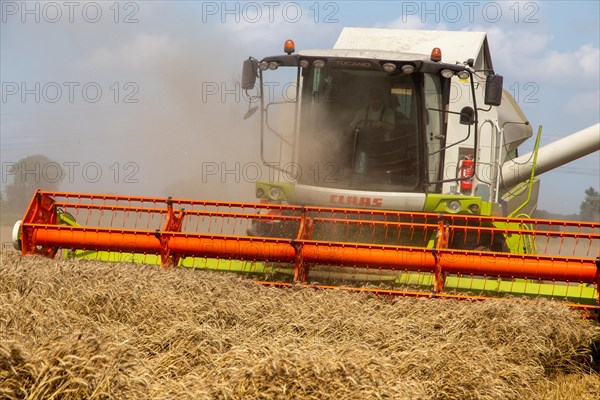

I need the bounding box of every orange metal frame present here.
[19,191,600,312]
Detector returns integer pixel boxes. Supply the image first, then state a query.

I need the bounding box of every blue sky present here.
[1,1,598,213]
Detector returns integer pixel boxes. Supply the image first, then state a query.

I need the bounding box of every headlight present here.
[268,187,281,200]
[468,204,480,214]
[447,200,461,213]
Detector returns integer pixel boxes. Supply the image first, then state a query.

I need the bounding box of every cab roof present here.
[330,28,491,68]
[298,49,431,63]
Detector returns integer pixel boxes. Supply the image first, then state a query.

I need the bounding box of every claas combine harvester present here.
[12,29,600,315]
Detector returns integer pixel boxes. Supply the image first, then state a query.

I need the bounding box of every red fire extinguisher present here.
[460,155,474,193]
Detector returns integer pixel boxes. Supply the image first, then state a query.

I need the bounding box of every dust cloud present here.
[119,36,262,203]
[2,23,269,212]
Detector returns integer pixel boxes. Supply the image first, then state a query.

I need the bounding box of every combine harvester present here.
[12,29,600,314]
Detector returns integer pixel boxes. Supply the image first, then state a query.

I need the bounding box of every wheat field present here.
[1,249,599,399]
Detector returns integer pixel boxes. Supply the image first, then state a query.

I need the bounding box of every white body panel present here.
[299,49,430,62]
[333,28,487,65]
[295,184,427,211]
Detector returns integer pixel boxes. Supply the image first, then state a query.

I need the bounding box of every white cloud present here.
[535,44,599,81]
[464,25,599,85]
[217,17,340,51]
[566,90,600,115]
[575,44,600,77]
[465,24,551,59]
[206,1,343,52]
[528,43,598,82]
[376,15,428,30]
[377,14,449,31]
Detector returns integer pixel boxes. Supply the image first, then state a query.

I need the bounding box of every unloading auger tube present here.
[13,191,600,315]
[501,123,600,189]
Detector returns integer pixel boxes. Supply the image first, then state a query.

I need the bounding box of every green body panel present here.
[394,272,597,305]
[255,181,296,203]
[66,250,269,274]
[65,250,598,305]
[501,179,540,219]
[493,220,537,255]
[422,193,486,215]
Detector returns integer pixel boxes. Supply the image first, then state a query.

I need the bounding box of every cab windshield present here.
[297,67,421,192]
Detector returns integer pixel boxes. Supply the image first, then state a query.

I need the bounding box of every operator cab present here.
[242,38,502,209]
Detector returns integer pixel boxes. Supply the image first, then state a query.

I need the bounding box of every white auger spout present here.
[501,123,600,189]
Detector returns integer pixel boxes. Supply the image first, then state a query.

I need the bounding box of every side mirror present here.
[484,74,503,106]
[459,106,475,125]
[242,57,258,90]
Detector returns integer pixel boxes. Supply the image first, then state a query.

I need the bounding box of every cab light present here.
[382,63,396,73]
[457,70,470,80]
[401,65,415,74]
[313,60,325,69]
[284,39,295,55]
[441,69,455,79]
[431,47,442,62]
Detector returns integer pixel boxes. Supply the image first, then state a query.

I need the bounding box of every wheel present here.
[12,220,22,251]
